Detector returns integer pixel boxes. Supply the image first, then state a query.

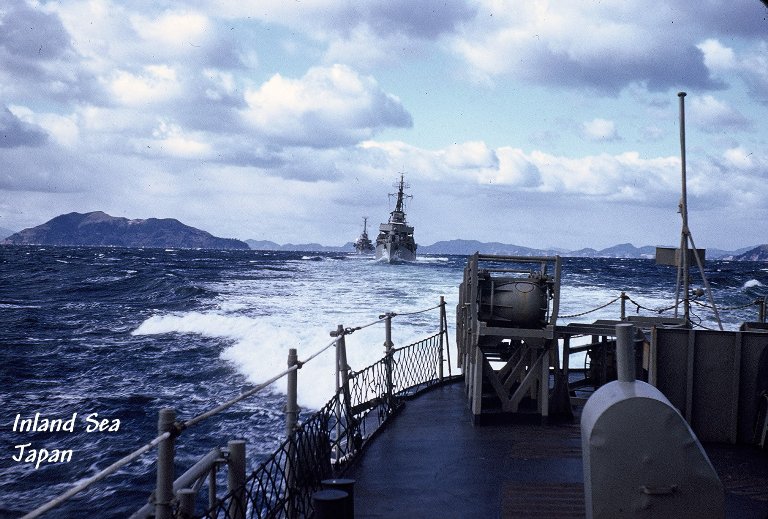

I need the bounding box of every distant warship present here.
[375,174,417,263]
[353,217,375,254]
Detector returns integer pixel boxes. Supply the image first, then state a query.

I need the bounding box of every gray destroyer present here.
[353,217,375,254]
[375,174,417,262]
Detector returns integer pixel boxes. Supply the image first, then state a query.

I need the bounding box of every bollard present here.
[226,440,246,519]
[312,489,349,519]
[322,478,355,519]
[155,408,176,519]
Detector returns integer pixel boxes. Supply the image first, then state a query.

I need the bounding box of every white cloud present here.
[109,65,182,106]
[362,140,678,202]
[1,0,767,252]
[697,38,768,105]
[733,41,768,105]
[202,69,237,101]
[689,95,751,132]
[582,118,619,142]
[9,105,79,147]
[442,141,498,170]
[130,10,210,50]
[490,147,540,187]
[242,64,412,148]
[698,39,737,71]
[323,25,406,68]
[722,147,755,170]
[150,121,212,158]
[49,0,135,72]
[449,1,722,91]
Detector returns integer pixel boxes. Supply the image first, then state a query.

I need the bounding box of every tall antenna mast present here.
[675,92,723,330]
[677,92,691,323]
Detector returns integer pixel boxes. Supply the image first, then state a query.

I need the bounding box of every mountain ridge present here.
[247,238,762,260]
[2,211,249,250]
[2,213,765,259]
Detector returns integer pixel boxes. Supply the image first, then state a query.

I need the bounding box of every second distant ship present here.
[354,217,375,254]
[376,174,417,263]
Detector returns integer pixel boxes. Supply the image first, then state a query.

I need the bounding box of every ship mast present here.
[389,173,411,224]
[675,92,722,330]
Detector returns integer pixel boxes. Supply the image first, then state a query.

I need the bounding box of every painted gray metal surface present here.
[581,383,724,519]
[458,254,563,420]
[652,327,768,444]
[582,323,724,518]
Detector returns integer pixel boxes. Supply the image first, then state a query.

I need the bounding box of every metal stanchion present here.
[226,440,246,519]
[155,408,176,519]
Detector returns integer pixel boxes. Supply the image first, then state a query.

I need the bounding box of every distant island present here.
[1,212,249,250]
[2,212,767,260]
[248,238,765,261]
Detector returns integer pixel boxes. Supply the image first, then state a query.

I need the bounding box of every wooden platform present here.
[343,379,768,518]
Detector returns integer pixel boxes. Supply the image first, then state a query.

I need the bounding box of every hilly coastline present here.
[2,212,767,259]
[247,238,762,260]
[1,212,249,250]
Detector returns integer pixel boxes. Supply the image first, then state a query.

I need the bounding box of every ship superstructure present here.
[353,217,375,254]
[375,174,417,262]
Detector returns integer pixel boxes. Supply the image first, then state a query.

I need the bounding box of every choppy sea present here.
[1,246,766,517]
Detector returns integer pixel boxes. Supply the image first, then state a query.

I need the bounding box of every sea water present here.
[1,246,766,517]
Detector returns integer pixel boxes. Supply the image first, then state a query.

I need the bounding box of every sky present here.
[1,0,768,251]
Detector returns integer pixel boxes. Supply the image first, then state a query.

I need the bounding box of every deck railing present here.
[22,298,452,519]
[558,290,768,331]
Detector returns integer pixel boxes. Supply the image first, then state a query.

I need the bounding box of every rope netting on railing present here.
[199,331,449,519]
[22,299,451,519]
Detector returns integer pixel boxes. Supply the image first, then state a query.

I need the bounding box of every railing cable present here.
[21,432,172,519]
[389,303,442,317]
[559,296,622,319]
[180,364,300,431]
[21,301,447,518]
[625,296,679,314]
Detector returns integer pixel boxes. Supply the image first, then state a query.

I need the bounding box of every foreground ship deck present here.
[345,378,768,519]
[21,289,768,518]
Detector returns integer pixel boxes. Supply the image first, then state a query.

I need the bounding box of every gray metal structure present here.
[375,174,417,263]
[582,324,724,518]
[457,251,768,453]
[457,253,563,422]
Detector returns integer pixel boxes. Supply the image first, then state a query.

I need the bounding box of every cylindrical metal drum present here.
[478,278,547,328]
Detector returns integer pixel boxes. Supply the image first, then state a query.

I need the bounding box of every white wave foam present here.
[132,312,257,338]
[744,279,763,288]
[133,254,464,409]
[132,311,400,409]
[417,256,449,263]
[0,303,41,309]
